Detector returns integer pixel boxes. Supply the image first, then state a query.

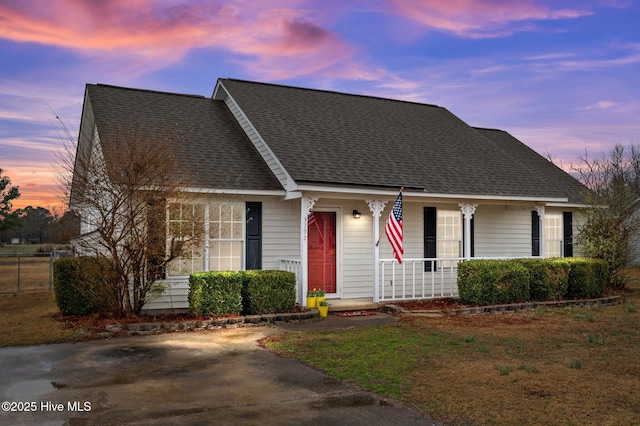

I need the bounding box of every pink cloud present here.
[383,0,593,38]
[230,9,374,80]
[0,0,374,80]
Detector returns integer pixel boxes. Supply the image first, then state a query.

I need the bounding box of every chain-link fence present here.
[0,250,71,294]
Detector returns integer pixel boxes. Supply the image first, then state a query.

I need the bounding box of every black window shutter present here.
[532,211,540,256]
[245,202,262,270]
[563,212,573,257]
[424,207,437,271]
[463,216,475,258]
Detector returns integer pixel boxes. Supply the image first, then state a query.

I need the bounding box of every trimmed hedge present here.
[458,260,530,305]
[564,258,609,299]
[53,257,117,316]
[188,271,243,316]
[514,258,570,301]
[457,258,609,306]
[241,270,296,315]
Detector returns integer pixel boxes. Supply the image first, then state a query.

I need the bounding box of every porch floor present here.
[326,298,380,312]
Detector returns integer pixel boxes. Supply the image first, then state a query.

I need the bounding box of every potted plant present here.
[316,288,326,305]
[317,299,329,317]
[306,288,317,308]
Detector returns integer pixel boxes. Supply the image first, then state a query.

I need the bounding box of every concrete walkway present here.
[0,314,442,425]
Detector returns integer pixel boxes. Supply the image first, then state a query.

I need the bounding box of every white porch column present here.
[536,205,546,258]
[459,203,477,259]
[367,200,388,303]
[300,196,318,306]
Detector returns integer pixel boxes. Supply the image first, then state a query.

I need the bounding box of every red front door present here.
[308,212,337,294]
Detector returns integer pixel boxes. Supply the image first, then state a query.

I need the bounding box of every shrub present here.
[458,260,530,305]
[53,257,118,315]
[241,270,296,315]
[565,258,609,299]
[188,272,243,316]
[514,259,570,301]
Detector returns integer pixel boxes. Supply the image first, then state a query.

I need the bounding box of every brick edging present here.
[385,295,622,316]
[103,310,318,337]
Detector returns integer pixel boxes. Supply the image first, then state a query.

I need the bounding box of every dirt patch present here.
[392,297,473,311]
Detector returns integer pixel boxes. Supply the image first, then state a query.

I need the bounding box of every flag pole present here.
[376,187,403,246]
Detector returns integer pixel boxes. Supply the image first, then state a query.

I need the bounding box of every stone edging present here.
[102,311,318,338]
[384,295,622,316]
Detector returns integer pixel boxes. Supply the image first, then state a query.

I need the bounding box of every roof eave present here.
[295,183,570,204]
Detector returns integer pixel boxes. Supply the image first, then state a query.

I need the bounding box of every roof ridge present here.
[472,126,504,132]
[92,83,205,99]
[223,78,443,109]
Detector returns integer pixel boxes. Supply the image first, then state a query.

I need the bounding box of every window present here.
[208,203,244,271]
[438,210,462,266]
[545,212,563,257]
[167,203,204,275]
[425,207,463,270]
[166,202,245,276]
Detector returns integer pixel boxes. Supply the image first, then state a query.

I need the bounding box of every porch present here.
[280,256,543,306]
[280,257,464,305]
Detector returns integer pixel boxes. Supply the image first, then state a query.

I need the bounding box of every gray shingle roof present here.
[82,80,588,204]
[219,78,588,203]
[86,84,282,191]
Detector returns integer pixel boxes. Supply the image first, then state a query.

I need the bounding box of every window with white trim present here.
[167,203,204,276]
[167,202,244,276]
[208,203,244,271]
[545,212,563,257]
[438,210,462,266]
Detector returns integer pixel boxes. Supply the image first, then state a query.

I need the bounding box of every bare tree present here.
[573,144,640,287]
[57,121,200,316]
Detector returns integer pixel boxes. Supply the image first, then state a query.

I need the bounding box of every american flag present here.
[385,192,403,263]
[308,212,316,227]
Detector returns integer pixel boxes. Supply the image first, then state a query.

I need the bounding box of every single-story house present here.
[72,78,589,312]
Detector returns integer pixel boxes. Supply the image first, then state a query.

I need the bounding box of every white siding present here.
[249,196,300,268]
[475,205,532,258]
[143,278,190,312]
[315,199,375,299]
[142,196,586,312]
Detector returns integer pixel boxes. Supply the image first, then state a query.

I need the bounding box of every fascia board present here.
[215,81,298,193]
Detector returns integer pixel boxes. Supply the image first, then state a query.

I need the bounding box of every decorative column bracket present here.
[301,196,318,242]
[459,203,477,220]
[366,199,387,219]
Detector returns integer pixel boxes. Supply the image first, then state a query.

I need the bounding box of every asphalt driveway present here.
[0,319,442,425]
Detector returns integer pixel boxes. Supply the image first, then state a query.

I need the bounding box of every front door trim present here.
[309,206,342,298]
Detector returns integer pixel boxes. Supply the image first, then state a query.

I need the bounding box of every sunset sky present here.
[1,0,639,211]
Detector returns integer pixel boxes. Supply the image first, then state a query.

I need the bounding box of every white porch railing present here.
[378,256,539,303]
[280,256,539,304]
[378,257,462,302]
[279,258,302,300]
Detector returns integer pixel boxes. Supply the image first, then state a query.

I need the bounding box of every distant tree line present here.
[0,206,80,245]
[1,167,79,245]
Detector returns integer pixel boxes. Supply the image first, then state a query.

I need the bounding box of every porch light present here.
[352,210,361,219]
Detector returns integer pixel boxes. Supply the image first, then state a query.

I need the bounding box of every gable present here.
[217,79,588,203]
[85,84,282,192]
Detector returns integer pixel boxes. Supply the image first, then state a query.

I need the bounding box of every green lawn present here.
[264,272,640,426]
